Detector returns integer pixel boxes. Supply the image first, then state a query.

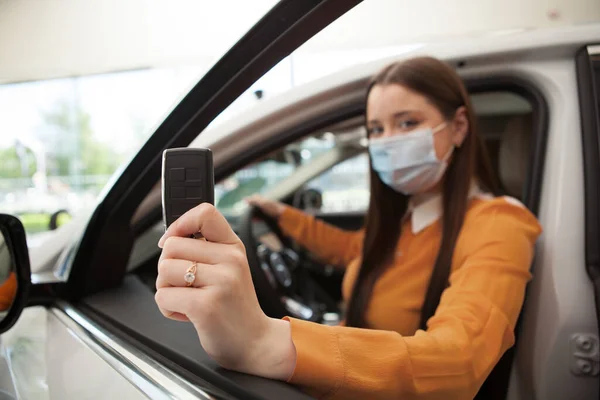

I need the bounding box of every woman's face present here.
[366,84,468,160]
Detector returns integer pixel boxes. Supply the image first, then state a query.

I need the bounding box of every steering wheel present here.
[237,206,329,322]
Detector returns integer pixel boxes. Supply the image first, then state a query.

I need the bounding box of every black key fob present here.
[161,148,214,231]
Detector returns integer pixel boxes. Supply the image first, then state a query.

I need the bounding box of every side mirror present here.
[0,214,31,334]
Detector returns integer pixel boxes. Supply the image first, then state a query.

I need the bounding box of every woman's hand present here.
[245,195,286,219]
[155,203,296,380]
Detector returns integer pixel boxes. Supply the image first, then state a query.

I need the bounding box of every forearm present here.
[278,206,363,267]
[280,304,513,400]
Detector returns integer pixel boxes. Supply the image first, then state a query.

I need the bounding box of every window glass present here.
[215,161,294,215]
[0,68,205,242]
[215,136,337,216]
[305,154,370,213]
[0,1,278,242]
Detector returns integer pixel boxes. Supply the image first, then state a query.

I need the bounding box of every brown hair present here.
[345,57,500,329]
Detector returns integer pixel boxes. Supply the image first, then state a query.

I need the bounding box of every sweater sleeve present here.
[278,206,363,268]
[283,198,542,400]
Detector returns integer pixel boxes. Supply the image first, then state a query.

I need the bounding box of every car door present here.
[0,1,364,399]
[571,44,600,400]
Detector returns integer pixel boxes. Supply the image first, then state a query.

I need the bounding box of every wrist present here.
[251,317,296,381]
[274,203,287,220]
[277,203,289,218]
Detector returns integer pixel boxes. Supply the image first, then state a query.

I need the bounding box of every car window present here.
[215,160,295,214]
[215,136,335,216]
[304,153,370,213]
[0,1,278,242]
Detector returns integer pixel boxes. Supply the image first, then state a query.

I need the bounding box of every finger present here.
[164,312,190,322]
[154,287,194,322]
[244,195,257,204]
[245,194,265,206]
[159,203,239,247]
[155,287,203,321]
[159,236,239,266]
[156,259,221,289]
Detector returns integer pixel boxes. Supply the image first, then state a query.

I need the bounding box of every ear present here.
[451,106,469,147]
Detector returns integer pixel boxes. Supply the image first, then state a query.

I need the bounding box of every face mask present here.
[368,123,453,195]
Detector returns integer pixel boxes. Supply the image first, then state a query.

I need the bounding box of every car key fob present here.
[161,148,214,232]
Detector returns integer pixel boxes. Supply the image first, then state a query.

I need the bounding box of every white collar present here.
[407,183,485,234]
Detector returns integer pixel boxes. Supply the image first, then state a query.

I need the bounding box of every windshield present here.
[215,136,336,216]
[0,0,278,243]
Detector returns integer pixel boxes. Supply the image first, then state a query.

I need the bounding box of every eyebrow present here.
[367,110,418,125]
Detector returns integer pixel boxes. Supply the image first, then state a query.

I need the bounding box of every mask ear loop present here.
[432,122,454,162]
[441,144,455,162]
[432,122,448,134]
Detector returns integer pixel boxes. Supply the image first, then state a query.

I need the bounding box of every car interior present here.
[128,89,535,325]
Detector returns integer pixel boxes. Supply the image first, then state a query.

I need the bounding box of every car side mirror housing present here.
[0,214,31,334]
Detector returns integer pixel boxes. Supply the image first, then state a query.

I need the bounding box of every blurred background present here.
[1,0,599,244]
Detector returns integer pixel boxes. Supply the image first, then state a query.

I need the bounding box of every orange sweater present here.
[278,194,542,400]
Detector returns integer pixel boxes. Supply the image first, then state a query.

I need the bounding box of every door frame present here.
[46,0,364,302]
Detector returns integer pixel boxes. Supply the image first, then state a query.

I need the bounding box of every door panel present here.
[0,342,17,399]
[505,56,596,400]
[46,310,148,400]
[1,307,48,400]
[81,276,314,400]
[44,304,221,400]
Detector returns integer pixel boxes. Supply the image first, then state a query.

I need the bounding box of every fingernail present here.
[158,232,167,248]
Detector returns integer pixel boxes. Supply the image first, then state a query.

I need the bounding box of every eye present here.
[367,126,384,137]
[397,119,419,131]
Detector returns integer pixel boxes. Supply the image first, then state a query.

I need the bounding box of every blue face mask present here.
[368,123,453,195]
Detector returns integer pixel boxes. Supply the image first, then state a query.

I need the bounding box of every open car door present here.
[3,1,363,399]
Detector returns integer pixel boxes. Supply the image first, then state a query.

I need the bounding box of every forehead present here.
[366,84,432,118]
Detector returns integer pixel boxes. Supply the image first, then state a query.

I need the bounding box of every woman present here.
[155,57,542,399]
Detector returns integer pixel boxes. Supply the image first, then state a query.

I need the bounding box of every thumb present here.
[159,203,239,247]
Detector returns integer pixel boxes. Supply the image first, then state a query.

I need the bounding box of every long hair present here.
[344,57,500,329]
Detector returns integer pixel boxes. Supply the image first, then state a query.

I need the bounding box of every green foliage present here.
[41,101,122,177]
[18,213,50,234]
[18,212,72,234]
[0,101,123,180]
[0,147,36,178]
